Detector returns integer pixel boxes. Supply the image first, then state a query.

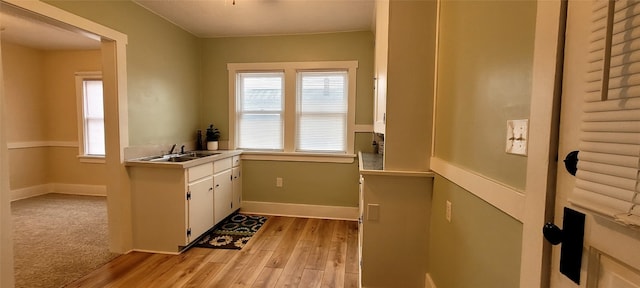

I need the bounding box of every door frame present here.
[521,0,566,287]
[0,1,130,286]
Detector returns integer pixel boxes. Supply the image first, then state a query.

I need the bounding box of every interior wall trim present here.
[354,124,374,132]
[430,156,525,222]
[425,273,437,288]
[10,183,107,202]
[10,184,50,202]
[7,141,78,149]
[241,201,359,221]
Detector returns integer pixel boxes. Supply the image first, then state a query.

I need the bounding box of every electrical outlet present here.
[446,200,452,222]
[367,204,380,221]
[276,177,283,187]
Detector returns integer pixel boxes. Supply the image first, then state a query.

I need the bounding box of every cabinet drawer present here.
[232,155,241,167]
[188,163,213,182]
[214,157,233,174]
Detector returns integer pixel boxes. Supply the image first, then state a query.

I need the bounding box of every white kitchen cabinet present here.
[212,155,243,224]
[129,162,214,253]
[373,0,389,135]
[232,155,242,212]
[187,175,214,243]
[127,151,243,254]
[213,169,233,224]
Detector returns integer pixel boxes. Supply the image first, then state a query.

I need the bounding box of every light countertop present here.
[358,152,434,177]
[125,150,242,169]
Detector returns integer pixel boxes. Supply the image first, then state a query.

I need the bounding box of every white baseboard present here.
[426,273,436,288]
[11,183,107,201]
[52,183,107,197]
[241,201,358,221]
[10,184,52,201]
[7,141,78,149]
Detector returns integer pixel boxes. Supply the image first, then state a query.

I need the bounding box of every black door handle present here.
[543,207,585,284]
[563,150,579,176]
[543,222,563,245]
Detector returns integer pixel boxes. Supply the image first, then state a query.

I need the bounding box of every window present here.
[237,72,284,150]
[297,71,348,152]
[568,0,640,227]
[228,61,357,161]
[75,72,105,162]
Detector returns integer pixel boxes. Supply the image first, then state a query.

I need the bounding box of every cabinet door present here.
[373,0,389,135]
[213,169,233,224]
[188,176,214,242]
[232,166,242,211]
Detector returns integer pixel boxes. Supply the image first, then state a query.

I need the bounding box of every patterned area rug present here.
[195,213,268,250]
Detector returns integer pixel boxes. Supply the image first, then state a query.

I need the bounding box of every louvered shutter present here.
[568,0,640,227]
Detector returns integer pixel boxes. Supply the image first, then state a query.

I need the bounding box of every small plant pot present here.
[207,141,219,151]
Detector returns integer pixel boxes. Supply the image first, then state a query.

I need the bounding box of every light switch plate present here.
[506,119,528,156]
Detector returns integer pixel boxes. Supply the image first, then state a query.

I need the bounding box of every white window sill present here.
[240,151,356,164]
[77,155,106,164]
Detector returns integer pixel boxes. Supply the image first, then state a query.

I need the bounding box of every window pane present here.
[297,71,348,152]
[238,114,283,150]
[83,79,105,155]
[299,72,347,113]
[86,118,105,155]
[84,80,104,117]
[240,73,283,111]
[237,72,284,150]
[298,115,345,152]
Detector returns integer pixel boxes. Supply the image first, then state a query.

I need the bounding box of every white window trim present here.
[228,61,358,163]
[75,71,105,164]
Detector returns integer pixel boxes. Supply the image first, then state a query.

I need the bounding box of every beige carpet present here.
[11,193,119,288]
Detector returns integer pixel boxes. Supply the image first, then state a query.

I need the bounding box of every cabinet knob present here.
[209,187,213,191]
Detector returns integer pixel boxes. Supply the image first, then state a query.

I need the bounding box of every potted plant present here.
[205,124,221,151]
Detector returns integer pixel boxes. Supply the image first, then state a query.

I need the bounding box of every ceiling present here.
[0,0,375,51]
[133,0,376,38]
[0,5,101,50]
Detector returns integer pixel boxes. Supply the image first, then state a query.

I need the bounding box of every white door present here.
[551,1,640,287]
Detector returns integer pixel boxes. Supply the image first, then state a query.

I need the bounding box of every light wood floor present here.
[65,216,359,288]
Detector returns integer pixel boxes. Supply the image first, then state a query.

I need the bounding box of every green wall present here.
[45,0,202,146]
[243,160,360,207]
[429,175,523,288]
[429,0,536,286]
[201,32,375,207]
[434,0,536,190]
[200,31,374,136]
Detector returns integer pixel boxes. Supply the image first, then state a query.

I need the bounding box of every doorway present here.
[1,4,112,287]
[0,1,130,287]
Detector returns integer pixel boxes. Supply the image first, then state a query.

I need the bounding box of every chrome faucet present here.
[180,145,185,154]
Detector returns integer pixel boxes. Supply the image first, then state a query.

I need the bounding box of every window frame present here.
[228,61,358,163]
[75,71,105,163]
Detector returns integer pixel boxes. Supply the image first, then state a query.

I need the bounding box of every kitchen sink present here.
[165,156,198,162]
[140,151,221,162]
[182,151,222,158]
